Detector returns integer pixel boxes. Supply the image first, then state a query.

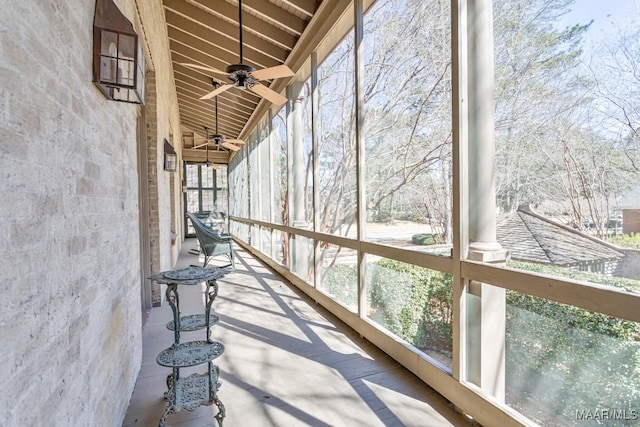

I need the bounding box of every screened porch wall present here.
[227,0,640,426]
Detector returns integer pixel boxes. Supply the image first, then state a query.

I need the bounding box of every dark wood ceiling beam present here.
[174,79,255,117]
[165,12,281,68]
[169,40,231,76]
[170,53,262,106]
[178,104,245,133]
[242,0,306,35]
[178,108,245,133]
[163,0,291,60]
[177,107,246,136]
[281,0,317,17]
[173,77,256,116]
[172,63,259,110]
[180,118,241,142]
[186,0,297,50]
[238,0,351,141]
[165,10,238,59]
[170,50,270,106]
[176,93,249,129]
[169,26,268,71]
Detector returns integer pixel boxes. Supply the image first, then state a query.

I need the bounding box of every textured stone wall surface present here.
[0,0,181,425]
[135,0,184,303]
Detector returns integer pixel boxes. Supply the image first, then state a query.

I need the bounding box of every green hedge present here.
[411,233,441,245]
[505,261,640,425]
[322,257,640,425]
[608,232,640,249]
[368,259,453,360]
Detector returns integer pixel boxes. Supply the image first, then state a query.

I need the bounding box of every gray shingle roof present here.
[496,206,624,265]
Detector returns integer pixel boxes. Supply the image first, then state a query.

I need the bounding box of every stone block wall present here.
[0,0,181,425]
[135,0,184,306]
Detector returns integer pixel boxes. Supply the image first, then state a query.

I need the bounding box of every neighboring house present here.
[497,205,624,276]
[619,186,640,234]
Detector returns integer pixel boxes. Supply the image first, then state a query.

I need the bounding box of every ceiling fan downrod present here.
[238,0,243,64]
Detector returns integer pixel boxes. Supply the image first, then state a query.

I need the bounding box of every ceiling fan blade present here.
[221,142,241,151]
[249,83,288,106]
[200,83,233,100]
[225,138,245,145]
[180,63,227,76]
[251,64,294,81]
[193,141,212,149]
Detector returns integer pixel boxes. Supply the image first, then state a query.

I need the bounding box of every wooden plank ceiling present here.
[163,0,319,164]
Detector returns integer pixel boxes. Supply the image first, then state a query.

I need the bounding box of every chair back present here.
[187,212,234,269]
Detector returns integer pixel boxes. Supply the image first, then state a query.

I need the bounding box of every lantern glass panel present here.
[100,30,118,83]
[100,30,118,57]
[119,34,135,60]
[118,59,135,86]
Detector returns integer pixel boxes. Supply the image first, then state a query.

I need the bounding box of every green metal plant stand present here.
[150,266,228,427]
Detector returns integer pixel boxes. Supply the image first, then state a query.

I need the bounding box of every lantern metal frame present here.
[164,140,178,172]
[92,0,145,104]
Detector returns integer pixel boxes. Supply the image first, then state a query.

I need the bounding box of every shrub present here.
[608,232,640,249]
[368,259,453,360]
[396,212,421,222]
[320,263,358,310]
[411,233,441,245]
[324,256,640,425]
[505,261,640,425]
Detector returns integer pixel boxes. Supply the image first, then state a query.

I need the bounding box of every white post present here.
[466,0,508,401]
[289,82,309,277]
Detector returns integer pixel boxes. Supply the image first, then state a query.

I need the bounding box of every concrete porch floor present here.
[123,238,477,427]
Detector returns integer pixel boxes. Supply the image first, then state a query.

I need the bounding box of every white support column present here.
[312,52,320,288]
[291,83,307,229]
[354,0,366,317]
[466,0,508,402]
[288,82,309,277]
[451,0,469,384]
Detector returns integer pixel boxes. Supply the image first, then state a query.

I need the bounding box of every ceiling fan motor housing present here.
[226,64,256,89]
[226,64,255,74]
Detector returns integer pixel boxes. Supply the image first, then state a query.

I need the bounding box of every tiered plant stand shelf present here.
[150,266,228,427]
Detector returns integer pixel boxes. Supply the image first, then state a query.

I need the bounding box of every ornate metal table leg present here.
[213,395,225,427]
[165,284,180,346]
[205,279,218,342]
[208,363,224,426]
[158,401,175,427]
[164,373,173,398]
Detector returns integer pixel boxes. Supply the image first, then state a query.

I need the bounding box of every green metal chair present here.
[187,212,235,270]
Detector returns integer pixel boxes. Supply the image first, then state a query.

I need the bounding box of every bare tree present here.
[361,0,453,241]
[586,25,640,173]
[493,0,592,214]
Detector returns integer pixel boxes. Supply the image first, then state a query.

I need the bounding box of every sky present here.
[558,0,640,45]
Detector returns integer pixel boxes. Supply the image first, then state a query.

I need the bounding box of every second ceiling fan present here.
[193,82,245,152]
[182,0,294,106]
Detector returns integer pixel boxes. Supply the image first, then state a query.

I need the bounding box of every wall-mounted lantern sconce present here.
[92,0,145,104]
[164,140,177,172]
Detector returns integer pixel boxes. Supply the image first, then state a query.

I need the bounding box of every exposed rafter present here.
[163,0,321,161]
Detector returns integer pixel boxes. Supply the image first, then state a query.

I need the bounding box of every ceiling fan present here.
[193,82,245,152]
[180,0,294,106]
[197,139,225,169]
[204,143,212,167]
